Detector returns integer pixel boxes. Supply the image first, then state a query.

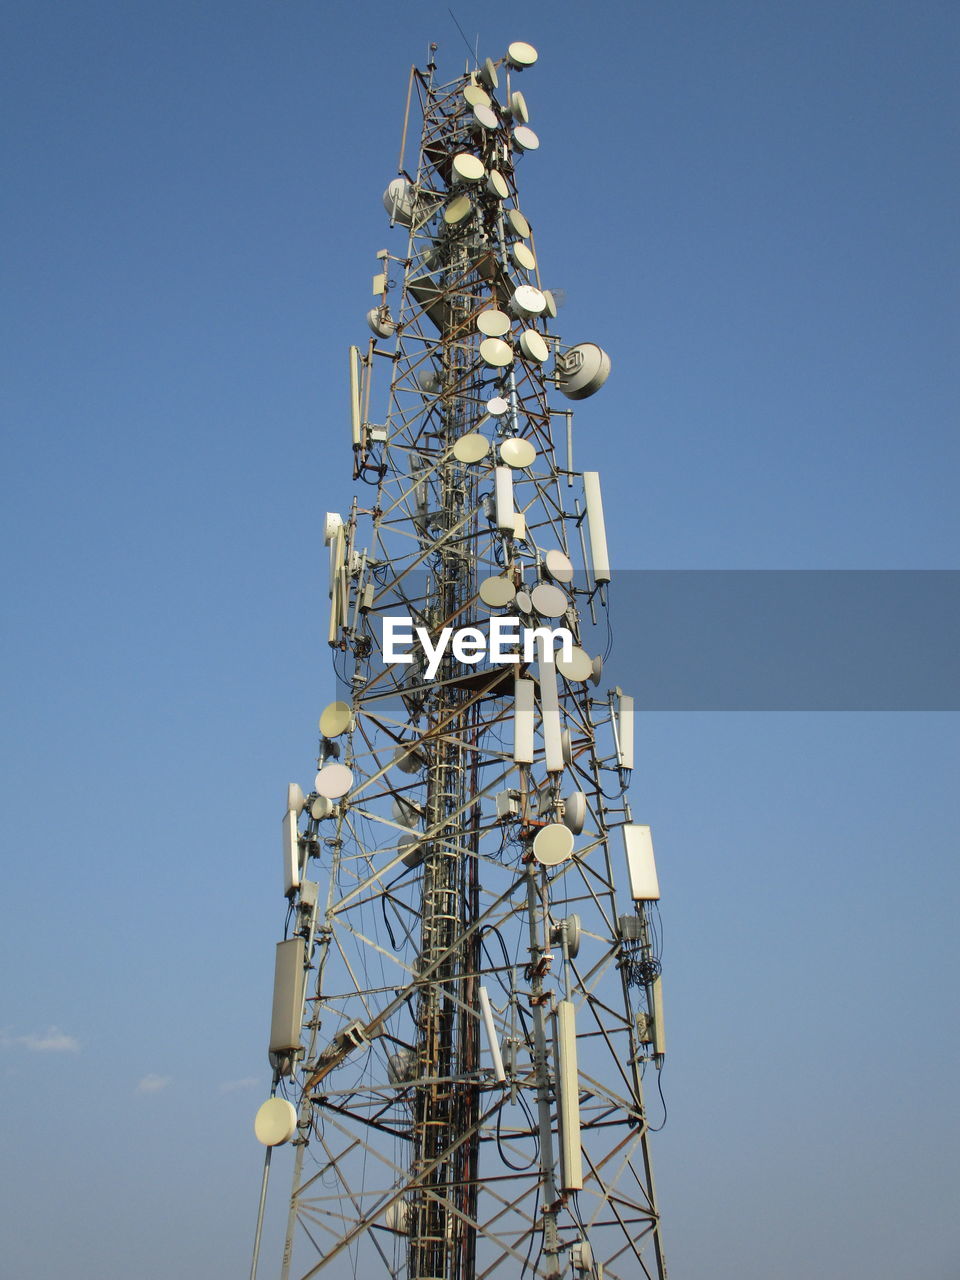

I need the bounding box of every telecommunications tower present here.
[249,40,668,1280]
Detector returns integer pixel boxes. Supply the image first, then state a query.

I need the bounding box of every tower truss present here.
[250,41,669,1280]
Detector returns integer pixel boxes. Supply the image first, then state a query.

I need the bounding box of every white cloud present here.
[0,1026,80,1053]
[219,1076,260,1094]
[136,1073,172,1094]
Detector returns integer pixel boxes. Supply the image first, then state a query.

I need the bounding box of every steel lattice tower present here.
[250,41,668,1280]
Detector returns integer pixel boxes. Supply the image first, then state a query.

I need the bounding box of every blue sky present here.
[2,2,958,1278]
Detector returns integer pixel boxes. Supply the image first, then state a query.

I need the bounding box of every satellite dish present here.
[486,169,509,199]
[591,655,604,687]
[472,103,498,131]
[555,343,612,400]
[394,744,426,775]
[399,831,423,869]
[486,395,509,417]
[509,285,545,318]
[480,337,514,368]
[542,289,559,319]
[565,913,582,957]
[452,153,485,184]
[443,194,473,225]
[512,242,536,272]
[515,590,533,614]
[382,177,416,226]
[254,1097,298,1147]
[463,83,490,108]
[287,782,305,815]
[367,307,396,338]
[478,57,499,90]
[544,549,574,583]
[561,728,573,765]
[310,796,333,821]
[563,792,587,835]
[476,308,511,337]
[507,208,531,239]
[319,701,352,737]
[391,796,422,826]
[479,575,517,608]
[453,432,490,463]
[499,436,536,469]
[518,329,549,363]
[387,1048,416,1084]
[533,822,575,866]
[509,91,529,124]
[506,41,539,68]
[530,582,568,618]
[513,126,540,152]
[556,646,593,682]
[314,764,353,799]
[418,367,440,392]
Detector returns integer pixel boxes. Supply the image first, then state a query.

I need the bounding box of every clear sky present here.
[2,2,958,1278]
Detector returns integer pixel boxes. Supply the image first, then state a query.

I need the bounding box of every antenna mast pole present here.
[251,41,669,1280]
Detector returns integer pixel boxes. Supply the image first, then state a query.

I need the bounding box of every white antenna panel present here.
[282,808,300,897]
[537,644,564,773]
[513,677,535,764]
[348,346,362,446]
[583,472,611,584]
[617,692,634,769]
[478,986,507,1082]
[623,823,659,901]
[269,937,307,1055]
[495,466,517,533]
[556,998,583,1190]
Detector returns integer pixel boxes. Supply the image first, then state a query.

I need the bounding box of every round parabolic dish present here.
[319,701,352,736]
[382,178,415,227]
[556,342,612,400]
[394,745,424,774]
[473,104,498,131]
[499,436,537,469]
[453,432,490,463]
[519,329,549,363]
[314,763,353,799]
[444,194,472,225]
[310,796,332,821]
[452,152,485,183]
[542,289,558,318]
[287,782,305,814]
[510,91,529,124]
[510,284,545,317]
[556,646,593,682]
[513,126,540,152]
[591,655,604,686]
[463,83,490,108]
[487,169,509,199]
[480,57,499,90]
[531,582,568,618]
[255,1097,298,1147]
[480,337,514,367]
[515,590,532,614]
[533,823,575,866]
[507,40,539,67]
[479,575,517,608]
[544,548,574,583]
[507,208,531,238]
[563,791,587,835]
[512,242,536,272]
[486,395,509,416]
[476,308,511,337]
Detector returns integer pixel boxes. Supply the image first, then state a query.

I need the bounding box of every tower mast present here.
[251,41,669,1280]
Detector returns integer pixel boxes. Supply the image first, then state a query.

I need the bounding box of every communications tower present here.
[249,41,668,1280]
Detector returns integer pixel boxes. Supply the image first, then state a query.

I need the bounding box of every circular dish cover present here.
[319,701,352,737]
[544,548,574,583]
[499,436,537,469]
[530,582,568,618]
[452,152,485,183]
[515,590,533,614]
[519,329,549,363]
[476,308,511,337]
[479,575,517,608]
[512,242,536,272]
[394,744,424,774]
[479,56,499,90]
[310,796,333,821]
[556,342,612,400]
[443,194,473,225]
[287,782,305,814]
[473,104,498,131]
[255,1097,298,1147]
[487,169,509,199]
[463,83,490,108]
[314,763,353,799]
[542,289,558,319]
[533,823,575,866]
[563,791,587,835]
[513,126,540,152]
[556,645,593,682]
[507,208,531,239]
[507,40,539,67]
[480,336,514,367]
[453,432,490,463]
[510,90,529,124]
[510,284,545,317]
[486,395,510,417]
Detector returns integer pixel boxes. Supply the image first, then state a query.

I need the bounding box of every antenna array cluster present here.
[250,41,668,1280]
